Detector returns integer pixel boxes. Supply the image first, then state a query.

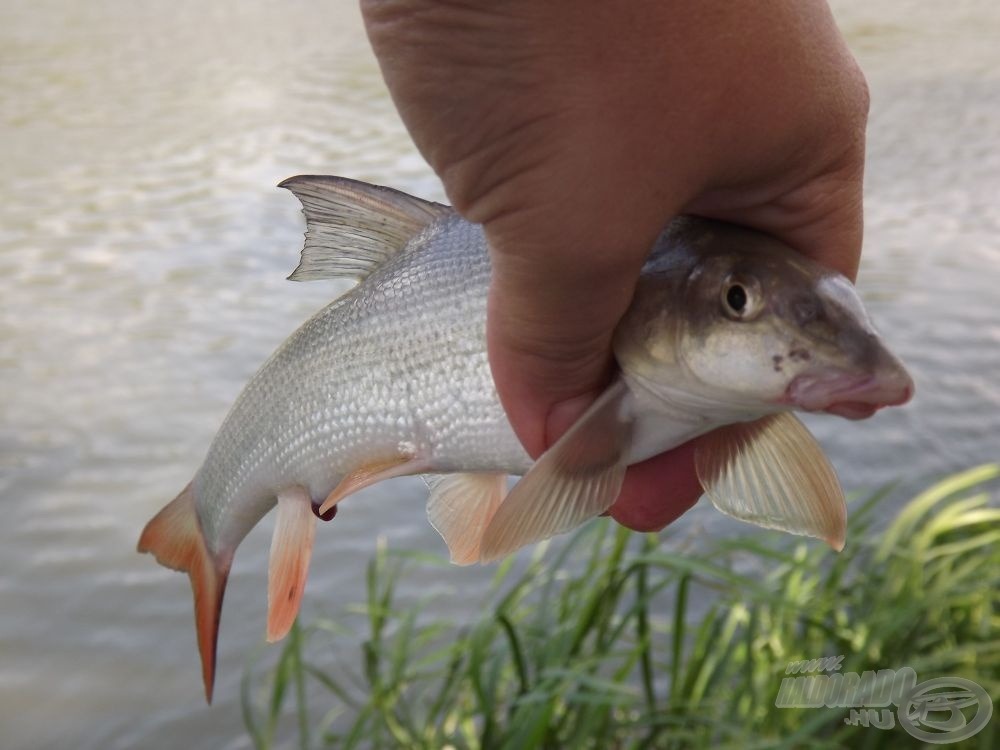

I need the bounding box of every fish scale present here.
[138,175,913,702]
[195,214,529,554]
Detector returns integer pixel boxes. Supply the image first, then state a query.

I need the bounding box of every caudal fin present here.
[137,483,231,703]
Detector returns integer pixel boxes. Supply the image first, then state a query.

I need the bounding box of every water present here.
[0,1,997,747]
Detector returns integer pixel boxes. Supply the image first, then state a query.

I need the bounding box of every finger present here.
[768,158,867,282]
[486,241,645,458]
[687,158,866,283]
[608,440,703,532]
[685,57,869,282]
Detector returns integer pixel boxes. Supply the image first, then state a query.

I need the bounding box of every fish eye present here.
[721,275,761,321]
[727,284,747,313]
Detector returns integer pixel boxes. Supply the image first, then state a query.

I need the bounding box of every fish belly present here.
[193,216,531,555]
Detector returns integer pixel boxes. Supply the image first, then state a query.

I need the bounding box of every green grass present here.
[242,465,1000,749]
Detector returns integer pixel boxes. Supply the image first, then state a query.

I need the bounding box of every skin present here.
[361,0,869,531]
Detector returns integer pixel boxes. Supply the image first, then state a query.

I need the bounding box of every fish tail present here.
[137,482,230,703]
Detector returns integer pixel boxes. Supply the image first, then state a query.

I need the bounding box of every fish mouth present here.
[785,369,914,420]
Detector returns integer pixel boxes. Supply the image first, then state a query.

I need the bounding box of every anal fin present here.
[138,482,230,703]
[267,486,317,643]
[694,413,846,550]
[425,473,507,565]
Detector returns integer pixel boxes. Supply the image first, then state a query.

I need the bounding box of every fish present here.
[138,175,914,701]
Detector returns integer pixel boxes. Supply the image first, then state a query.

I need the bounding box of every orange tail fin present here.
[137,483,230,703]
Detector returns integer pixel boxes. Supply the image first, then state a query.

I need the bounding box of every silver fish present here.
[138,176,913,701]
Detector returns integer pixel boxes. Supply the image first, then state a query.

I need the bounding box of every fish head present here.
[617,220,914,420]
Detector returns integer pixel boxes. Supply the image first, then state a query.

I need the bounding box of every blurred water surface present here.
[0,1,997,748]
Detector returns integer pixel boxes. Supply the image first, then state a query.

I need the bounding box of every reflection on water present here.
[0,1,997,748]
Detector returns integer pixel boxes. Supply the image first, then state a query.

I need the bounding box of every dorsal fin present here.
[279,175,450,281]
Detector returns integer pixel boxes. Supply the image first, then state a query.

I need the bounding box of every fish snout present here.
[785,357,914,420]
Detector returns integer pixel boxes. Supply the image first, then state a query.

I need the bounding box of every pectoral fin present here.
[479,380,634,562]
[694,413,846,550]
[425,473,507,565]
[267,486,317,642]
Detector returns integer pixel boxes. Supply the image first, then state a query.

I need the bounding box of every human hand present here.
[362,0,869,531]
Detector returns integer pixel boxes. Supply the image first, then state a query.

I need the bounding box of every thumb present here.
[485,229,648,459]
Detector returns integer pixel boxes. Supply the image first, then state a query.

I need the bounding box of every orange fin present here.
[480,379,634,562]
[425,473,507,565]
[318,454,430,515]
[694,413,847,550]
[137,482,230,703]
[267,486,317,642]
